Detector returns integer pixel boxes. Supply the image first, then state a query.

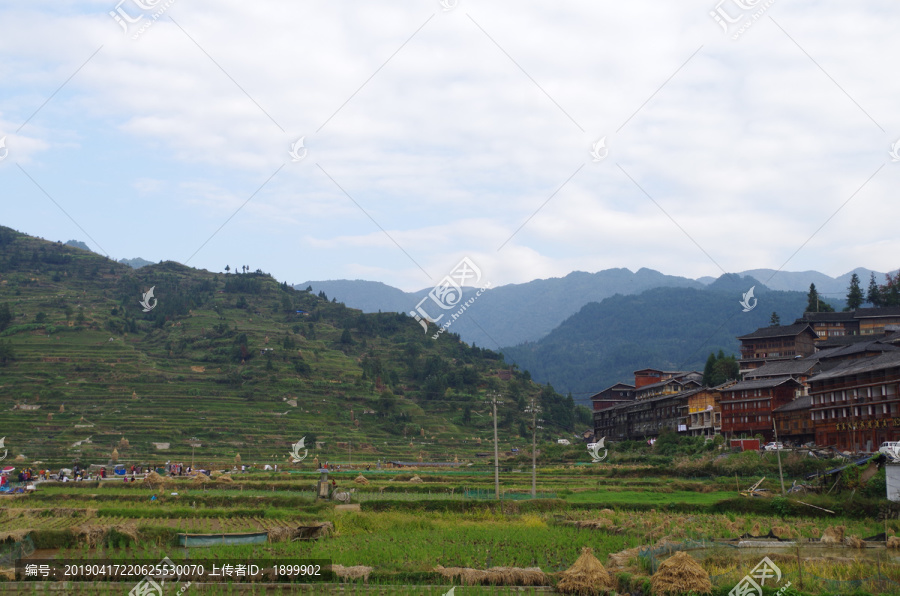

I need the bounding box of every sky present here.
[1,1,898,292]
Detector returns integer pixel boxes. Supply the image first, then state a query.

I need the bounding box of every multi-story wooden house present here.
[807,351,900,451]
[593,388,701,441]
[589,382,635,412]
[719,376,804,441]
[685,386,726,438]
[737,323,818,376]
[773,395,814,446]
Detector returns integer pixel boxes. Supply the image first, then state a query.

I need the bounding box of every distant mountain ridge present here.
[299,267,876,348]
[501,279,812,401]
[300,268,705,348]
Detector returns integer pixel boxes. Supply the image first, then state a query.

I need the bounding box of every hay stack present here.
[354,474,369,485]
[844,536,865,549]
[887,536,900,548]
[331,564,373,582]
[820,526,845,544]
[141,471,170,488]
[216,474,233,483]
[650,551,712,595]
[191,474,211,484]
[556,547,614,595]
[409,475,424,483]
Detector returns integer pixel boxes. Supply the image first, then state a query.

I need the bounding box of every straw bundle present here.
[650,551,712,595]
[409,475,424,483]
[141,471,171,488]
[844,536,865,549]
[820,526,845,544]
[606,547,641,571]
[266,526,293,543]
[435,566,547,586]
[574,519,612,530]
[887,536,900,548]
[191,474,211,484]
[216,474,233,483]
[331,564,373,582]
[556,547,614,595]
[354,474,369,485]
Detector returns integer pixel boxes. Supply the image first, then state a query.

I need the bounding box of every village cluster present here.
[591,306,900,454]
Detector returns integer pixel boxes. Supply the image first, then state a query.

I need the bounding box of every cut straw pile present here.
[555,547,614,595]
[354,474,369,484]
[331,564,373,582]
[650,551,712,595]
[141,471,171,488]
[820,526,845,544]
[216,474,233,483]
[408,475,423,483]
[887,536,900,548]
[191,474,211,484]
[435,566,546,586]
[573,519,612,530]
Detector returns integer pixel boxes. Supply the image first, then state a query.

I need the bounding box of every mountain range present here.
[300,267,885,349]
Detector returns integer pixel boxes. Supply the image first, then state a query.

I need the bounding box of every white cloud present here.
[1,0,899,290]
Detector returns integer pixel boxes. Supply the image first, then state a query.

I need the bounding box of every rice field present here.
[2,469,899,595]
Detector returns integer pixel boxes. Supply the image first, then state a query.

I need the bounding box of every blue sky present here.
[1,0,899,291]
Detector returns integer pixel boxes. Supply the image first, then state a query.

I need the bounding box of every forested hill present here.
[501,279,811,401]
[0,225,588,466]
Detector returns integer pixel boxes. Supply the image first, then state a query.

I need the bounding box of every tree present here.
[881,271,900,307]
[846,273,864,311]
[867,272,881,306]
[0,303,12,332]
[769,312,781,326]
[225,265,230,274]
[806,283,833,312]
[0,341,15,365]
[340,328,353,345]
[702,353,717,387]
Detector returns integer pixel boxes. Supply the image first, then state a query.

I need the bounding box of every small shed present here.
[887,463,900,502]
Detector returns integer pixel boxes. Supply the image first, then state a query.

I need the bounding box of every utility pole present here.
[773,419,785,496]
[527,397,542,498]
[486,392,503,500]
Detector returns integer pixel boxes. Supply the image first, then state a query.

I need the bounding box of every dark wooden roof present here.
[737,323,816,341]
[773,395,812,413]
[721,376,803,392]
[807,351,900,383]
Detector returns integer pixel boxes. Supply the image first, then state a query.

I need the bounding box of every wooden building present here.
[807,351,900,452]
[685,387,724,438]
[736,323,818,376]
[593,388,701,442]
[719,376,803,441]
[773,395,814,446]
[589,382,635,412]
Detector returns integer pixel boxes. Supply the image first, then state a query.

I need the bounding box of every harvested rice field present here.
[1,467,899,595]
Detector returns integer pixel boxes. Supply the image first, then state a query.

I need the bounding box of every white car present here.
[878,441,899,455]
[763,442,784,451]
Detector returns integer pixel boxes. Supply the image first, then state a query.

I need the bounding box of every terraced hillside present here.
[0,225,588,468]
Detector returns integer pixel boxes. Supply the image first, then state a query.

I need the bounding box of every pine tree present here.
[867,272,882,307]
[846,273,864,311]
[806,283,834,312]
[769,312,780,326]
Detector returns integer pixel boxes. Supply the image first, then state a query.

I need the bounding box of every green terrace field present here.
[0,226,590,468]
